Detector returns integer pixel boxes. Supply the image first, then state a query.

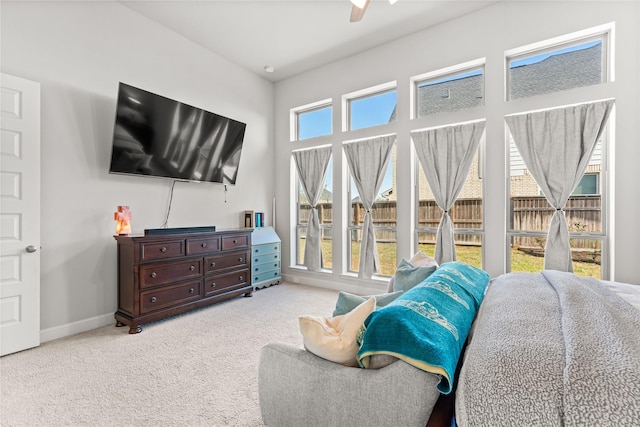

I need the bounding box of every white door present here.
[0,73,41,356]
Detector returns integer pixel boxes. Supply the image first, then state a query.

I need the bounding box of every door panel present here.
[0,73,41,356]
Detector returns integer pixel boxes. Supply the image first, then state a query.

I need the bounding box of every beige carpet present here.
[0,283,339,426]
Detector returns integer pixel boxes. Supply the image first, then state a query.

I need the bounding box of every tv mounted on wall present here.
[109,83,246,185]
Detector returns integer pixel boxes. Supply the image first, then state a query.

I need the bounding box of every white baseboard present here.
[282,272,386,296]
[40,313,114,343]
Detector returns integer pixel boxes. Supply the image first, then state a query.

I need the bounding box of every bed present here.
[455,270,640,426]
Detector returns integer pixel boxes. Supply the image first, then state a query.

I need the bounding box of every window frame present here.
[345,137,397,278]
[413,130,486,269]
[342,81,397,132]
[410,58,486,120]
[290,99,332,142]
[292,147,333,271]
[505,119,610,279]
[505,24,612,101]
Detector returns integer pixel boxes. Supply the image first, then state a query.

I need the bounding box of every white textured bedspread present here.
[456,271,640,427]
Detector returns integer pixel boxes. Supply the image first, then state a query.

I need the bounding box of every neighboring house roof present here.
[299,187,333,204]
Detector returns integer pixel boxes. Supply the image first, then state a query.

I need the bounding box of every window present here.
[507,30,609,100]
[508,127,607,279]
[291,100,332,141]
[413,66,484,118]
[347,143,397,277]
[415,136,484,268]
[573,172,599,195]
[345,83,397,131]
[295,157,333,270]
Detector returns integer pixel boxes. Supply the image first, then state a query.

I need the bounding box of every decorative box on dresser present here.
[251,226,281,290]
[114,229,252,334]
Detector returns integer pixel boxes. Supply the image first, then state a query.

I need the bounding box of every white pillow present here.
[299,297,376,367]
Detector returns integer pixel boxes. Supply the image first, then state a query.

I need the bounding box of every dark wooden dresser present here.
[114,229,252,333]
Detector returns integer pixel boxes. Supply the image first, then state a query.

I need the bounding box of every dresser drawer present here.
[186,236,221,255]
[222,234,250,251]
[253,269,281,284]
[253,252,280,265]
[140,258,203,289]
[204,269,249,297]
[140,240,184,261]
[205,251,249,274]
[253,261,280,274]
[253,243,281,256]
[140,280,202,314]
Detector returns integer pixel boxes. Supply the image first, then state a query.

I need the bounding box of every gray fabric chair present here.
[258,342,441,427]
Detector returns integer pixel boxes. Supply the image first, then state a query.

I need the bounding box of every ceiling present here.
[119,0,499,82]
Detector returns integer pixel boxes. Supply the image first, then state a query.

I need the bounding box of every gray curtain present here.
[411,121,486,264]
[343,135,396,279]
[293,146,332,271]
[505,99,614,272]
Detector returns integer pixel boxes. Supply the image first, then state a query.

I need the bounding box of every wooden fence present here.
[299,195,601,248]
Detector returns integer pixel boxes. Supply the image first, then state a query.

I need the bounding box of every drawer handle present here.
[201,242,207,248]
[274,272,278,276]
[254,249,259,253]
[189,288,195,294]
[151,296,157,303]
[161,247,167,253]
[274,263,278,267]
[151,272,157,278]
[190,265,195,271]
[211,283,216,288]
[239,276,244,281]
[274,255,278,258]
[239,257,244,262]
[210,262,216,267]
[233,239,238,244]
[254,258,259,263]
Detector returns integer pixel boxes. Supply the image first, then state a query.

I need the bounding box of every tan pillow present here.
[299,297,376,367]
[387,252,439,292]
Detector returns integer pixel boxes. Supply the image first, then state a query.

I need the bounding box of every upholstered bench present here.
[258,342,441,427]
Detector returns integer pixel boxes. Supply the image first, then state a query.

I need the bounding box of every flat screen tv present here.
[109,83,246,185]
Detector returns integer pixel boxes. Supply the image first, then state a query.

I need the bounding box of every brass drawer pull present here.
[151,296,157,303]
[190,265,195,271]
[239,257,244,262]
[161,247,167,253]
[210,262,216,267]
[233,239,238,244]
[211,283,216,288]
[201,242,207,248]
[189,288,195,294]
[239,276,244,281]
[151,272,157,278]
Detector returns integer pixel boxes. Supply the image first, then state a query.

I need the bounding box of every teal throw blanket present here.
[356,262,490,394]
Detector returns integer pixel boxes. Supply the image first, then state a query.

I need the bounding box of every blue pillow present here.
[392,258,438,293]
[332,290,404,316]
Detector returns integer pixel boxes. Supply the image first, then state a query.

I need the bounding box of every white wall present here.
[1,1,275,339]
[275,1,640,294]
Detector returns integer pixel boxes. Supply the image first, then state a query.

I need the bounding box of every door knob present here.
[26,245,38,253]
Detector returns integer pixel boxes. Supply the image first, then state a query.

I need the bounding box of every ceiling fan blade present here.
[350,0,370,22]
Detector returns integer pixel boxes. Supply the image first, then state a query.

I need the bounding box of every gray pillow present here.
[332,290,404,317]
[392,258,438,292]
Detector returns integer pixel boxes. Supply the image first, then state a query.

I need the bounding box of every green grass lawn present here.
[309,239,601,279]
